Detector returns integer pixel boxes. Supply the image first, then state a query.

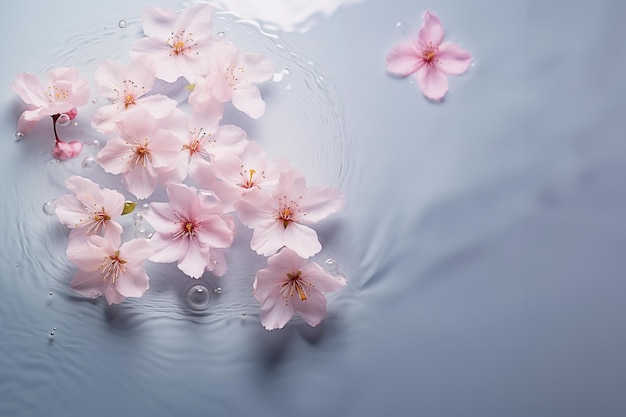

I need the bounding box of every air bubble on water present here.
[141,203,150,213]
[43,200,57,216]
[185,285,211,311]
[57,113,71,126]
[118,20,127,29]
[133,212,143,223]
[90,139,101,148]
[216,31,225,39]
[395,21,403,29]
[91,98,98,104]
[214,287,222,294]
[49,291,54,296]
[92,291,100,297]
[72,121,79,127]
[134,228,148,239]
[81,155,96,170]
[49,330,55,336]
[241,312,247,316]
[15,132,24,141]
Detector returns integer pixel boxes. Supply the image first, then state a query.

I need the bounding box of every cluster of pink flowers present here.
[12,4,346,330]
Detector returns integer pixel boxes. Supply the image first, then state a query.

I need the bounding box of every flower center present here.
[225,64,246,90]
[172,214,199,240]
[240,168,264,189]
[182,128,211,156]
[276,195,303,228]
[85,207,112,235]
[97,250,127,284]
[124,94,136,109]
[280,271,314,301]
[47,85,70,103]
[168,30,196,56]
[423,46,438,63]
[131,141,152,167]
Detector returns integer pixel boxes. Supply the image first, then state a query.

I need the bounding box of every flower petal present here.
[250,221,287,257]
[70,270,104,299]
[115,265,149,298]
[283,222,322,258]
[178,240,209,278]
[416,66,449,101]
[142,6,178,39]
[292,288,327,327]
[385,42,422,76]
[418,11,444,47]
[301,186,344,224]
[257,286,296,330]
[301,262,347,293]
[436,42,472,76]
[231,86,265,119]
[235,189,275,228]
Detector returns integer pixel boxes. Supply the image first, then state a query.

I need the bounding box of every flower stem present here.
[51,114,60,142]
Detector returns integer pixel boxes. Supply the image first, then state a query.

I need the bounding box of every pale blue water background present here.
[2,1,626,416]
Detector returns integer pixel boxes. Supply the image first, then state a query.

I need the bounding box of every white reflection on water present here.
[210,0,363,32]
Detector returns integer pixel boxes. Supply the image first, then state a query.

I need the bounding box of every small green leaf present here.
[121,201,137,215]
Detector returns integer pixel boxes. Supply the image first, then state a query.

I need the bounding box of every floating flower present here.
[67,231,154,305]
[191,140,289,212]
[235,168,343,258]
[143,183,235,278]
[12,67,90,135]
[254,248,347,330]
[188,40,274,119]
[91,59,178,133]
[164,101,248,182]
[130,4,215,83]
[96,109,185,199]
[55,176,125,245]
[386,11,472,101]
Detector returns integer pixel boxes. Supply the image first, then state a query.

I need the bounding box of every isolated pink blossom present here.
[188,40,274,119]
[143,183,236,278]
[386,11,472,101]
[91,59,177,133]
[96,109,185,199]
[12,67,90,135]
[130,4,215,83]
[235,168,343,258]
[67,231,154,305]
[55,176,125,246]
[254,248,346,330]
[191,140,289,213]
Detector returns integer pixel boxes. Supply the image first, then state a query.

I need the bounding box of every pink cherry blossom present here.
[67,231,154,305]
[254,248,347,330]
[12,67,90,135]
[191,140,289,213]
[386,11,472,101]
[163,101,248,182]
[96,109,185,199]
[55,176,125,246]
[130,4,215,83]
[188,40,274,119]
[143,183,236,278]
[234,168,344,258]
[91,59,178,133]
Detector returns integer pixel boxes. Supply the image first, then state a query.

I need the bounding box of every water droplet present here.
[72,121,79,127]
[141,203,150,213]
[212,260,219,266]
[133,212,143,223]
[48,291,54,296]
[92,291,100,297]
[324,258,338,267]
[272,68,291,83]
[134,228,148,239]
[118,19,127,29]
[81,155,96,170]
[52,327,57,331]
[43,200,57,216]
[91,98,98,104]
[49,331,55,336]
[216,31,225,39]
[16,264,20,269]
[15,132,24,141]
[90,139,101,148]
[185,285,211,311]
[395,21,403,29]
[214,287,222,294]
[409,79,415,84]
[198,189,213,197]
[57,113,71,127]
[241,312,247,316]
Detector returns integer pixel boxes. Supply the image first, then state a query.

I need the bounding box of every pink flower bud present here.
[53,139,83,160]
